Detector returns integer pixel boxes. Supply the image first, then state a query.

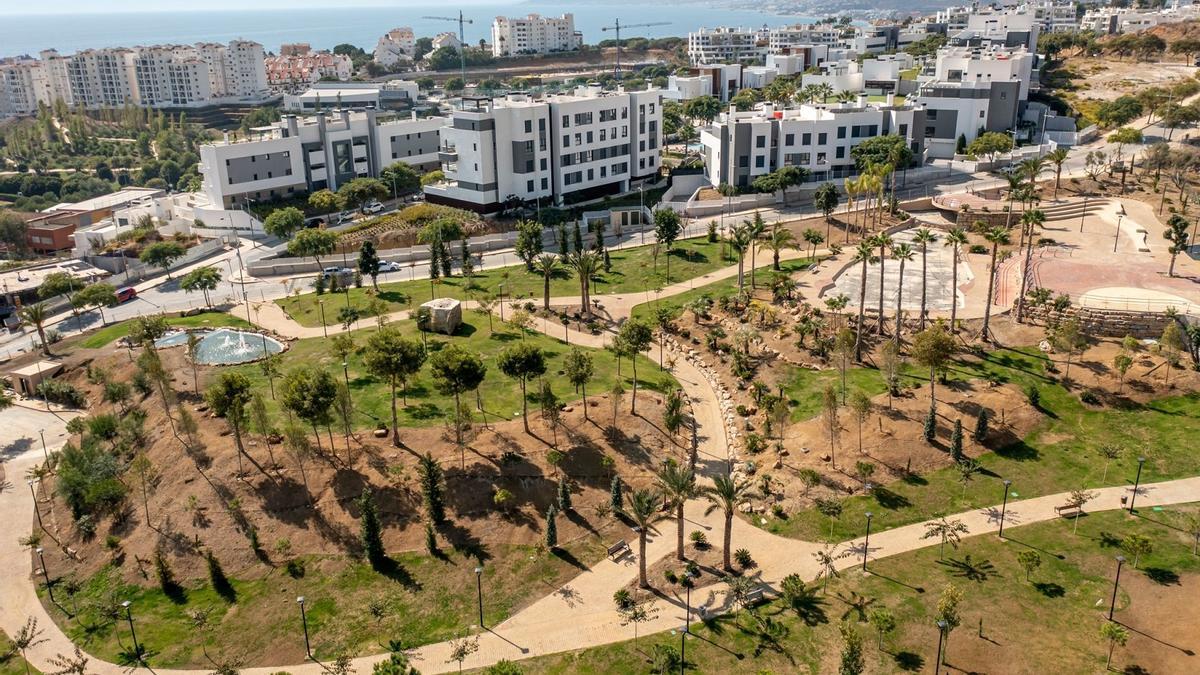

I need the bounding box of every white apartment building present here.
[432,33,463,53]
[700,98,926,188]
[374,27,416,67]
[199,109,444,208]
[957,11,1041,51]
[1021,1,1079,33]
[0,58,53,116]
[765,53,806,76]
[424,86,662,213]
[265,51,353,92]
[910,79,1022,159]
[665,75,713,101]
[688,27,768,65]
[491,14,582,57]
[931,45,1037,101]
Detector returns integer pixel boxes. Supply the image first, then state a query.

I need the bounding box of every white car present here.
[378,261,403,272]
[363,201,385,214]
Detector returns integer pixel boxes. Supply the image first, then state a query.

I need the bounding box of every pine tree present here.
[611,475,624,512]
[603,248,612,273]
[424,522,438,555]
[358,488,386,568]
[923,406,936,444]
[418,453,446,527]
[545,504,559,549]
[951,419,963,462]
[973,409,989,443]
[558,478,572,511]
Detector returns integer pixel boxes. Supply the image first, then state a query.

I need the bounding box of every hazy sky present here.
[0,0,519,15]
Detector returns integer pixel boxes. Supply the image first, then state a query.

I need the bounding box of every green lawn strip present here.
[223,313,673,430]
[77,313,253,349]
[629,258,814,324]
[41,539,607,668]
[277,238,737,328]
[469,506,1200,674]
[768,346,1200,541]
[0,630,39,675]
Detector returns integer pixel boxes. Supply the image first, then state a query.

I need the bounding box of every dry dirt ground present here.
[1063,56,1197,103]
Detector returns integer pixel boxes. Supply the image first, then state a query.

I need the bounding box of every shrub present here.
[1080,389,1101,405]
[923,406,936,444]
[969,244,988,255]
[772,504,787,519]
[744,433,765,454]
[734,548,754,568]
[685,560,700,579]
[735,404,751,417]
[1026,385,1041,408]
[286,559,306,578]
[664,568,678,584]
[104,535,121,550]
[689,530,709,549]
[613,588,634,611]
[36,380,87,408]
[973,409,989,443]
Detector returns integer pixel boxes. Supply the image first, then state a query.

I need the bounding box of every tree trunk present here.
[676,504,685,561]
[980,244,999,341]
[855,258,868,361]
[894,260,906,341]
[638,532,649,588]
[877,250,886,335]
[920,247,928,330]
[950,248,960,333]
[520,379,530,433]
[630,357,639,414]
[390,379,400,447]
[723,512,733,572]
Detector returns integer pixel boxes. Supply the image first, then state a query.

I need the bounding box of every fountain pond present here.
[154,328,284,365]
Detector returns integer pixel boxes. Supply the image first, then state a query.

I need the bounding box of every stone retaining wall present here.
[1021,304,1174,339]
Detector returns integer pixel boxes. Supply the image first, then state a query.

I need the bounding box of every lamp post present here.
[35,547,54,603]
[1113,213,1123,253]
[297,596,312,659]
[28,480,44,531]
[474,566,485,628]
[341,361,350,389]
[121,600,141,662]
[934,619,948,669]
[639,185,645,245]
[678,623,688,675]
[683,569,695,624]
[998,480,1013,539]
[38,428,48,463]
[1108,555,1126,620]
[318,300,327,338]
[1080,195,1087,232]
[862,512,873,571]
[1129,456,1146,513]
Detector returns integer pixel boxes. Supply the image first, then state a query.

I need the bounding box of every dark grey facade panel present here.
[226,153,294,185]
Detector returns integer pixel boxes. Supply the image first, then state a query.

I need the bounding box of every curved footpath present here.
[3,240,1199,673]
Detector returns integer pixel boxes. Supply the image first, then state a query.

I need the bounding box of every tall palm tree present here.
[1004,172,1024,230]
[568,251,601,318]
[627,488,667,588]
[704,475,754,572]
[1014,209,1046,323]
[912,228,938,329]
[1020,156,1047,191]
[890,243,915,341]
[765,223,798,270]
[19,303,52,356]
[874,232,894,335]
[531,253,560,311]
[729,224,752,291]
[656,463,701,561]
[852,242,877,361]
[843,176,859,244]
[1046,147,1069,199]
[980,226,1011,342]
[943,228,969,333]
[744,212,766,290]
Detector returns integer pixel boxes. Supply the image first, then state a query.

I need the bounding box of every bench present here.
[607,540,631,560]
[744,587,765,606]
[1054,504,1082,518]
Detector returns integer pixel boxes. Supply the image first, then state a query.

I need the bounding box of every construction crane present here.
[422,11,474,87]
[600,19,670,78]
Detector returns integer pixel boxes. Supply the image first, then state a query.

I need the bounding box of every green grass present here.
[277,238,738,328]
[221,312,673,429]
[899,67,919,80]
[766,345,1200,542]
[472,505,1200,674]
[42,540,607,668]
[629,257,813,323]
[77,312,252,349]
[0,630,39,675]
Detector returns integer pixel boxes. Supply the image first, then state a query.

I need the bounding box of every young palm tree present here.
[532,253,560,311]
[729,224,753,291]
[980,226,1011,342]
[912,228,938,329]
[744,212,766,290]
[19,303,52,356]
[843,176,859,244]
[873,233,894,335]
[1003,172,1024,230]
[852,242,877,361]
[943,228,969,333]
[704,475,754,572]
[766,223,799,270]
[627,488,667,588]
[1046,148,1069,199]
[890,243,915,341]
[1014,209,1046,324]
[568,251,601,318]
[836,90,857,103]
[656,463,701,561]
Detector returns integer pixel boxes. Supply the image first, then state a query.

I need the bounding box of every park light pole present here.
[35,547,54,603]
[1129,456,1146,513]
[38,428,48,463]
[28,480,44,531]
[1108,556,1126,620]
[342,361,350,389]
[475,566,485,628]
[318,300,328,338]
[1080,195,1087,232]
[121,600,141,661]
[998,480,1013,539]
[934,619,948,668]
[678,623,688,675]
[1113,213,1124,253]
[297,596,312,659]
[862,512,873,571]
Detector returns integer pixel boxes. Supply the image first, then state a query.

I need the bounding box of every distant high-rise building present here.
[491,14,582,57]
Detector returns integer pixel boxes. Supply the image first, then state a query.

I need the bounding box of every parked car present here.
[378,261,403,272]
[116,287,138,303]
[362,200,385,214]
[321,266,353,279]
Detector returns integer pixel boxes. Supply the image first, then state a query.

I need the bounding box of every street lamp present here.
[318,300,328,338]
[297,596,312,659]
[121,600,141,662]
[35,547,54,603]
[38,428,48,463]
[998,480,1013,539]
[1129,456,1146,513]
[1108,556,1126,620]
[1079,195,1087,232]
[28,480,44,532]
[342,361,350,389]
[1113,213,1123,253]
[934,619,948,668]
[677,623,688,675]
[474,566,485,628]
[862,512,873,571]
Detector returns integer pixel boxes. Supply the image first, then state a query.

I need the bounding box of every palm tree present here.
[852,242,877,361]
[843,176,859,244]
[627,488,667,588]
[873,233,894,335]
[836,90,857,103]
[921,516,969,559]
[1014,209,1045,324]
[1004,172,1023,230]
[656,462,701,561]
[980,226,1011,342]
[744,212,766,290]
[815,82,834,104]
[568,251,601,318]
[704,474,753,572]
[1046,147,1069,199]
[19,303,52,356]
[729,224,752,291]
[532,253,560,311]
[943,228,969,333]
[912,228,938,329]
[766,223,799,270]
[1019,156,1047,191]
[890,243,915,341]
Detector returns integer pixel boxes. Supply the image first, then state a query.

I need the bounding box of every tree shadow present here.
[1034,582,1065,598]
[893,651,924,671]
[937,554,999,583]
[376,556,421,591]
[1143,567,1180,585]
[871,486,911,510]
[551,546,588,571]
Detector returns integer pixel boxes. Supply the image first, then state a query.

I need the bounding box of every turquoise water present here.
[155,328,283,365]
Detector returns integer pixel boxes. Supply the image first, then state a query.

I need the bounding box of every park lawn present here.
[42,540,609,668]
[77,312,252,349]
[767,345,1200,541]
[276,238,737,328]
[475,505,1200,674]
[629,258,814,323]
[0,630,39,675]
[223,311,673,430]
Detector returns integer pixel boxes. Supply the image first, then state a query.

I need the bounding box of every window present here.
[587,168,594,180]
[924,126,936,137]
[818,132,827,144]
[649,103,655,114]
[755,156,765,168]
[525,160,534,172]
[837,126,847,139]
[600,166,607,177]
[600,108,617,122]
[562,115,569,127]
[802,132,811,145]
[756,136,766,148]
[927,110,938,119]
[524,140,534,153]
[524,120,532,133]
[816,152,827,165]
[600,129,607,141]
[527,179,534,191]
[799,152,811,164]
[575,133,582,145]
[785,133,794,145]
[739,156,749,168]
[899,123,908,137]
[979,110,985,118]
[563,135,570,147]
[835,146,845,159]
[540,158,547,170]
[574,112,593,125]
[541,177,549,189]
[586,131,593,143]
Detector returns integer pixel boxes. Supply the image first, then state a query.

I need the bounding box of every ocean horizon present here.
[0,2,818,59]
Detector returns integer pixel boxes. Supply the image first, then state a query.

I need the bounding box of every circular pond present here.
[155,328,284,365]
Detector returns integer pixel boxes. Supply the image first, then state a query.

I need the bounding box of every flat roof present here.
[0,259,109,296]
[47,187,163,214]
[7,360,64,378]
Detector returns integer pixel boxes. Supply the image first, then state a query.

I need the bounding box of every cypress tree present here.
[951,419,963,462]
[923,405,936,444]
[558,223,569,256]
[572,221,583,254]
[603,248,612,272]
[545,504,558,549]
[558,477,572,511]
[424,522,438,555]
[611,475,623,512]
[358,488,385,568]
[973,408,989,443]
[418,453,446,527]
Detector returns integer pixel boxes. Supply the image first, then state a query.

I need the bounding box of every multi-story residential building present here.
[199,109,444,208]
[424,86,662,213]
[432,32,463,53]
[0,58,53,117]
[930,45,1037,101]
[222,39,269,97]
[700,98,926,188]
[491,14,582,57]
[955,11,1041,51]
[664,75,713,101]
[131,46,213,106]
[687,27,768,65]
[374,27,416,67]
[265,51,353,92]
[910,79,1021,158]
[1022,1,1080,33]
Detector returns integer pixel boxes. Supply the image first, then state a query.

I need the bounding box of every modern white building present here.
[282,81,419,112]
[700,98,927,188]
[910,79,1022,159]
[687,26,768,65]
[423,86,662,213]
[199,108,444,208]
[432,32,463,53]
[491,14,582,57]
[930,45,1037,101]
[374,27,416,67]
[665,75,713,101]
[956,11,1041,51]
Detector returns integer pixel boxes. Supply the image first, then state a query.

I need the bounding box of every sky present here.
[0,0,521,15]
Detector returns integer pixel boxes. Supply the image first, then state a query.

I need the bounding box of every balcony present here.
[438,147,458,163]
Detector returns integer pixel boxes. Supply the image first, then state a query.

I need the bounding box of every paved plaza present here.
[824,226,966,312]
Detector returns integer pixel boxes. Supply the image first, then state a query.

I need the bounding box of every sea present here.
[0,2,818,58]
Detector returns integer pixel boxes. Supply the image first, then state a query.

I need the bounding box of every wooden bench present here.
[607,540,631,560]
[1054,504,1082,519]
[744,587,765,606]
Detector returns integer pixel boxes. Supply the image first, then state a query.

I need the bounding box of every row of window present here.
[562,162,627,186]
[563,126,628,147]
[561,107,631,128]
[560,143,631,167]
